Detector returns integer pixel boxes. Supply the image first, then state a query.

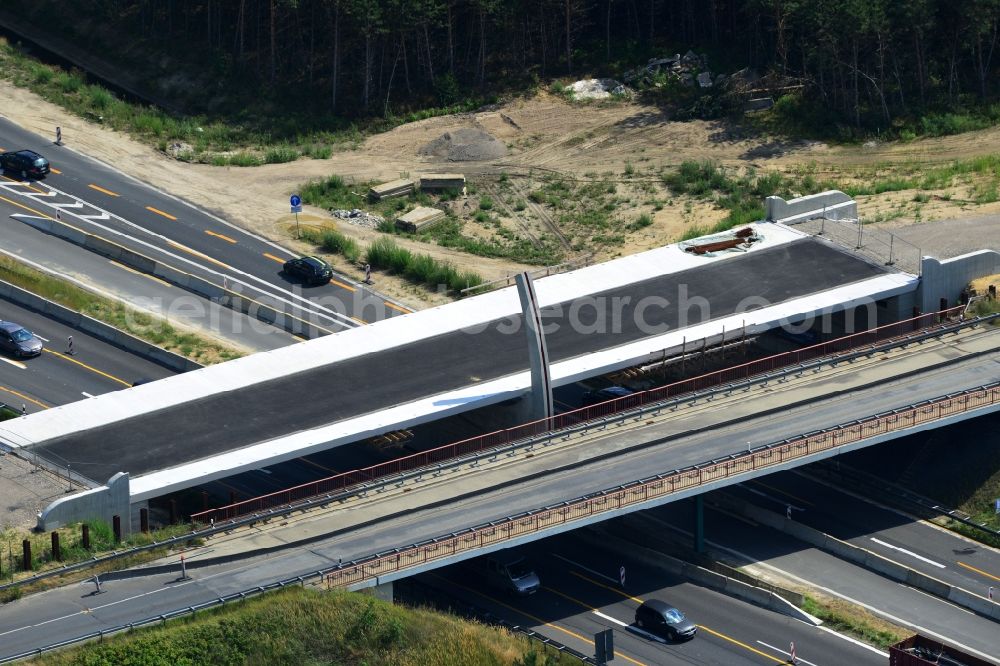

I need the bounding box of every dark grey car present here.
[0,321,43,358]
[634,599,697,641]
[282,256,333,286]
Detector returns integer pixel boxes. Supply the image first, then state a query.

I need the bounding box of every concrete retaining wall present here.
[16,214,324,339]
[38,472,131,533]
[765,190,857,225]
[714,494,1000,622]
[0,279,200,373]
[919,251,1000,312]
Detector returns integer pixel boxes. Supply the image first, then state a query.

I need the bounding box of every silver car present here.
[0,321,43,358]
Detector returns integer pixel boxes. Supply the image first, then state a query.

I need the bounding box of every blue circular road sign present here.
[290,194,301,207]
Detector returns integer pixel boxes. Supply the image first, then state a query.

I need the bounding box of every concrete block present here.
[765,190,856,224]
[947,587,1000,621]
[861,551,909,582]
[38,472,131,532]
[906,569,951,598]
[919,250,1000,312]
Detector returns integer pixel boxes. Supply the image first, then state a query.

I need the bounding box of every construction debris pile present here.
[624,51,723,89]
[331,208,385,229]
[680,227,762,256]
[568,78,630,99]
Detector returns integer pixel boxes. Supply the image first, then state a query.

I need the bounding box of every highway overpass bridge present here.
[1,191,998,529]
[206,322,1000,597]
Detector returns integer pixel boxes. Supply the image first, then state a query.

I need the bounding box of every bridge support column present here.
[515,272,553,424]
[693,495,705,554]
[371,580,394,603]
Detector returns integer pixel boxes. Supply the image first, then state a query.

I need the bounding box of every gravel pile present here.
[419,128,507,161]
[332,208,384,229]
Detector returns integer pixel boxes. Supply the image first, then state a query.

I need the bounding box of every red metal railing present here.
[192,305,968,524]
[325,383,1000,590]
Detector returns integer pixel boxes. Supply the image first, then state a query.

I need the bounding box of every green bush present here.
[478,196,494,211]
[628,213,653,231]
[365,238,483,293]
[264,145,299,164]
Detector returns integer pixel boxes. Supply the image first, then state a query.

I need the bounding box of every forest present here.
[8,0,1000,135]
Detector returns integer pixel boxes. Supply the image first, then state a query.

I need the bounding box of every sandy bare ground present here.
[2,82,999,307]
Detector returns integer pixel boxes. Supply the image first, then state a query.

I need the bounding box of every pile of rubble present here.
[568,78,631,100]
[624,50,736,89]
[331,208,385,229]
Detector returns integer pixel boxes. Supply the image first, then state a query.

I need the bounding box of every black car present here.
[282,256,333,285]
[634,599,697,641]
[582,385,634,406]
[0,321,44,358]
[0,150,50,179]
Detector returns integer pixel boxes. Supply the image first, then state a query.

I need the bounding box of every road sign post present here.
[290,194,302,238]
[619,565,626,588]
[594,628,614,664]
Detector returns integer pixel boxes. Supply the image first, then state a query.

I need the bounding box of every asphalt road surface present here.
[728,470,1000,600]
[0,118,407,332]
[0,297,175,414]
[33,236,888,482]
[415,530,888,666]
[0,195,298,352]
[647,495,1000,663]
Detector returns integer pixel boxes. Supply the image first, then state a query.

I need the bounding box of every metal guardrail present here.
[323,382,1000,590]
[810,463,1000,542]
[193,305,982,524]
[4,382,998,663]
[2,307,989,593]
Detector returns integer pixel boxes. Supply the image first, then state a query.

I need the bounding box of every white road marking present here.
[34,334,49,342]
[0,357,26,369]
[593,610,629,627]
[81,392,95,398]
[757,640,819,666]
[870,537,946,568]
[553,553,619,584]
[628,625,667,643]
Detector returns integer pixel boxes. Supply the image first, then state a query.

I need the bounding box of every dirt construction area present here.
[1,81,999,310]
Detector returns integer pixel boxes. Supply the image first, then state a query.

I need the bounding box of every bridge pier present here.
[693,495,705,554]
[515,272,554,424]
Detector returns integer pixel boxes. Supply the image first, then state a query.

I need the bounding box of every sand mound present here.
[419,128,508,161]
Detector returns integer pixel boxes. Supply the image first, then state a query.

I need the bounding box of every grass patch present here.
[1,520,202,594]
[27,586,576,665]
[0,255,241,364]
[626,213,653,231]
[0,38,494,166]
[420,219,562,266]
[366,238,483,293]
[299,227,362,264]
[800,595,904,649]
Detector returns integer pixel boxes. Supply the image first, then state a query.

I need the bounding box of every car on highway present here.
[483,553,541,596]
[582,385,634,406]
[282,256,333,286]
[0,321,44,358]
[0,149,50,179]
[634,599,697,641]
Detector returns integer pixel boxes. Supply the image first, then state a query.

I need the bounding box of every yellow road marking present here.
[44,349,131,387]
[384,301,409,313]
[540,586,646,666]
[298,457,337,474]
[330,278,355,292]
[205,229,237,244]
[0,386,48,409]
[0,191,58,220]
[49,167,61,174]
[427,573,607,655]
[146,205,177,220]
[697,625,788,664]
[749,479,815,506]
[569,571,645,604]
[166,240,233,269]
[263,252,286,264]
[109,260,172,287]
[350,316,367,325]
[957,561,1000,583]
[88,183,119,197]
